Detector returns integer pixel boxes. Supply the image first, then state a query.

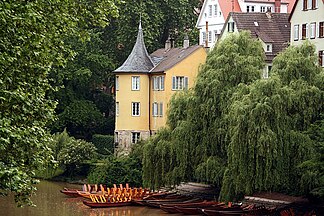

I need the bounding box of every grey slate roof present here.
[114,22,154,73]
[228,12,290,62]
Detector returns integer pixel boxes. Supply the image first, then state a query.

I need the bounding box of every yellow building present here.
[114,22,207,152]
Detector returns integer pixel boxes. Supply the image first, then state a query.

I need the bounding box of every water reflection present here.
[0,180,182,216]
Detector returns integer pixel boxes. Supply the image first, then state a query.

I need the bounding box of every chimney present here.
[165,36,171,51]
[275,0,281,13]
[183,34,189,48]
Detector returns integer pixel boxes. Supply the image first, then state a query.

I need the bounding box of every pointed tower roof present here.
[114,21,154,73]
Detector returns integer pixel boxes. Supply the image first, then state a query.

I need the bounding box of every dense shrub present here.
[92,134,114,155]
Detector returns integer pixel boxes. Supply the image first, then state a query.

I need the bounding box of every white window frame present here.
[116,102,119,116]
[208,31,212,43]
[265,43,272,53]
[260,6,266,12]
[320,22,324,38]
[172,76,189,91]
[131,132,140,144]
[153,76,164,91]
[214,4,218,16]
[159,102,163,117]
[131,76,140,90]
[208,5,212,17]
[310,22,316,39]
[152,102,159,117]
[131,102,140,116]
[115,76,119,91]
[294,25,299,40]
[228,22,234,32]
[202,32,206,44]
[307,0,312,9]
[267,6,272,12]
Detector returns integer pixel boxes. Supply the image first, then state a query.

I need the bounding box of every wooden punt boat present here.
[174,202,225,215]
[160,205,181,214]
[142,191,178,200]
[82,200,132,208]
[60,189,80,197]
[200,206,244,216]
[146,197,201,208]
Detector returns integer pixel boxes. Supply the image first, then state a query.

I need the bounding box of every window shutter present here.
[320,22,324,37]
[159,103,163,116]
[303,0,307,10]
[319,51,323,67]
[302,24,306,39]
[172,76,176,90]
[184,77,189,90]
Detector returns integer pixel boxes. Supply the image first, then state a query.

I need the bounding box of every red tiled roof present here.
[287,0,297,13]
[219,0,242,21]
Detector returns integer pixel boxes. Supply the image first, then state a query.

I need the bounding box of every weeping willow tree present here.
[220,42,324,201]
[143,31,265,189]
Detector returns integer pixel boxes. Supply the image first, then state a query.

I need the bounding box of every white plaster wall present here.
[290,0,324,57]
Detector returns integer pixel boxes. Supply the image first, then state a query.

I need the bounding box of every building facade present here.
[196,0,294,49]
[219,12,290,78]
[114,24,207,153]
[289,0,324,67]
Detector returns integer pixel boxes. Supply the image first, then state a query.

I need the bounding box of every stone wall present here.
[115,130,150,155]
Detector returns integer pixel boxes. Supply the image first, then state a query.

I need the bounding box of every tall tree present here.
[221,42,324,201]
[0,0,119,206]
[143,32,265,189]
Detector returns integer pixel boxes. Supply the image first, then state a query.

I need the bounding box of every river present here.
[0,180,185,216]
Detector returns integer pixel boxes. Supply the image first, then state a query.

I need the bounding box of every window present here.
[247,5,250,12]
[115,76,119,91]
[228,22,234,32]
[115,132,118,144]
[251,6,255,12]
[152,76,164,91]
[208,5,212,17]
[131,132,140,144]
[116,102,119,116]
[202,32,206,44]
[310,23,316,39]
[214,30,219,41]
[208,31,212,43]
[319,51,324,67]
[265,43,272,52]
[294,25,299,40]
[303,0,318,10]
[159,102,163,117]
[152,102,163,117]
[131,76,140,90]
[260,6,266,12]
[214,4,218,16]
[131,102,140,116]
[267,6,272,12]
[247,5,255,12]
[172,76,188,90]
[320,22,324,38]
[302,24,308,39]
[152,102,158,117]
[307,0,312,9]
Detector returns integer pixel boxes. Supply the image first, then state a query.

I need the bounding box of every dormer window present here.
[228,22,234,32]
[265,43,272,52]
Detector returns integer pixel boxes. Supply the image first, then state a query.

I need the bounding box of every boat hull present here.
[83,200,132,208]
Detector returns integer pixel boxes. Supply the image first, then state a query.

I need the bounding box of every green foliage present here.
[221,42,324,201]
[88,144,143,187]
[53,100,104,139]
[0,0,119,206]
[92,134,115,155]
[143,32,265,190]
[142,32,324,202]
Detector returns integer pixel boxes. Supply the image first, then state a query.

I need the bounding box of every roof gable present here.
[114,22,154,73]
[224,12,290,61]
[219,0,242,20]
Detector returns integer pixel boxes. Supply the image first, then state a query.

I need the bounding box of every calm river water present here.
[0,180,185,216]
